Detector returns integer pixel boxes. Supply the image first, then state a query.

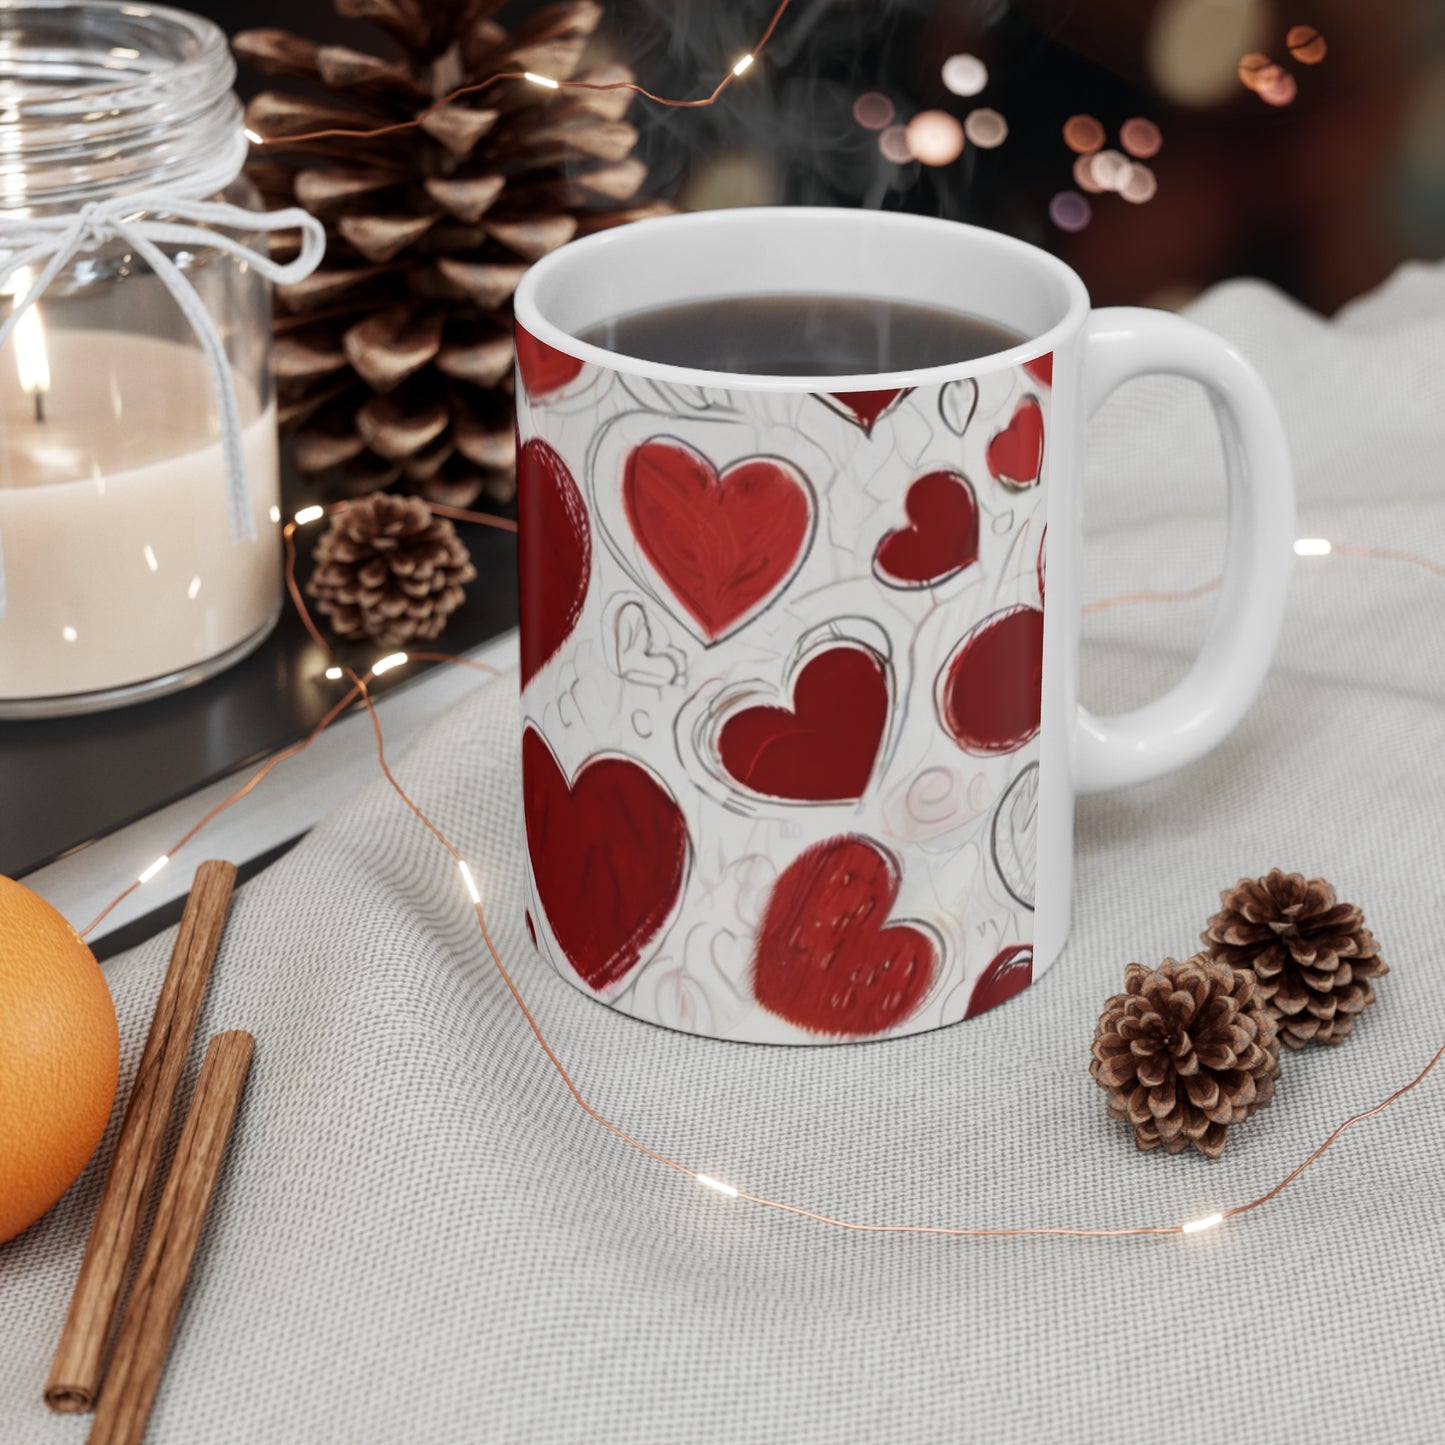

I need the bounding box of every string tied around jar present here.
[0,150,326,617]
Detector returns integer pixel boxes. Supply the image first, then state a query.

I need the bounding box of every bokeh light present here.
[1257,67,1298,106]
[1088,148,1132,192]
[1237,52,1273,91]
[941,53,988,97]
[878,125,913,163]
[1287,24,1327,64]
[1149,0,1269,107]
[963,107,1008,149]
[1063,114,1106,154]
[1119,164,1159,204]
[906,109,965,166]
[1119,118,1163,159]
[1049,191,1093,232]
[1073,153,1105,194]
[852,92,895,131]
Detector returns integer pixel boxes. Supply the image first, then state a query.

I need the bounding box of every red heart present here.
[752,835,938,1038]
[986,398,1045,488]
[518,438,590,687]
[718,645,888,802]
[965,944,1034,1018]
[938,606,1044,754]
[824,388,912,434]
[522,726,688,993]
[623,438,812,640]
[1023,352,1053,388]
[874,470,980,588]
[515,323,584,399]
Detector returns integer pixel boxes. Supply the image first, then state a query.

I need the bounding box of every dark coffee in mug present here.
[577,293,1025,375]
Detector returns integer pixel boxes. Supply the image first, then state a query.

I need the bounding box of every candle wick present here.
[33,390,45,424]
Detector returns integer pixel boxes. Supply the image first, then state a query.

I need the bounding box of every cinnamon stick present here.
[87,1032,255,1445]
[46,860,238,1413]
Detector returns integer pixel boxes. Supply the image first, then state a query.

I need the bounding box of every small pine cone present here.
[307,494,476,647]
[1202,870,1388,1049]
[1091,956,1281,1159]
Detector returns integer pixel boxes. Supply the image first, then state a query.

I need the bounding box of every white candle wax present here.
[0,329,281,702]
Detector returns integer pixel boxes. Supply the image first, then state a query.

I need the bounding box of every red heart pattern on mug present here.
[518,438,590,687]
[752,835,938,1037]
[1023,352,1053,388]
[519,320,1055,1037]
[986,397,1045,488]
[873,470,980,588]
[515,323,585,400]
[718,644,889,803]
[821,388,913,435]
[522,726,688,994]
[965,944,1034,1018]
[623,437,813,641]
[938,605,1045,754]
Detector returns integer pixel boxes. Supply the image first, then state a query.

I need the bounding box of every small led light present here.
[696,1173,739,1198]
[324,665,343,680]
[243,127,264,145]
[1294,537,1332,556]
[459,860,482,904]
[187,576,202,600]
[294,505,325,525]
[61,625,78,642]
[143,544,158,573]
[138,854,170,885]
[732,53,754,76]
[524,71,559,89]
[851,92,894,130]
[941,53,988,97]
[269,505,282,524]
[371,651,408,676]
[1181,1212,1224,1235]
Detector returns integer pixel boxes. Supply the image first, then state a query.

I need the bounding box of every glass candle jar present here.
[0,1,294,716]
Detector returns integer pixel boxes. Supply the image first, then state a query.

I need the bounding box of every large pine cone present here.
[235,0,668,510]
[1202,869,1388,1049]
[307,493,476,646]
[1091,956,1281,1159]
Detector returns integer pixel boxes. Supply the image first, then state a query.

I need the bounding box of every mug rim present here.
[514,207,1091,393]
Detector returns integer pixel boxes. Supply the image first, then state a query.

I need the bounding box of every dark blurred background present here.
[209,0,1445,315]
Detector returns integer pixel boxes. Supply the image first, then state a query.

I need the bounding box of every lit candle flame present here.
[7,267,50,422]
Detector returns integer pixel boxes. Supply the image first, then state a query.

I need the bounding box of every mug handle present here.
[1074,307,1296,794]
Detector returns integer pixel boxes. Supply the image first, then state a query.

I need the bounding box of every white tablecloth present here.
[3,263,1444,1443]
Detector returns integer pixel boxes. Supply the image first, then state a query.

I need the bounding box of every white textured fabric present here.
[4,266,1445,1444]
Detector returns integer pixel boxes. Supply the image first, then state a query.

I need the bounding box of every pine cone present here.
[1091,956,1281,1159]
[307,494,476,646]
[1202,870,1388,1049]
[235,1,668,510]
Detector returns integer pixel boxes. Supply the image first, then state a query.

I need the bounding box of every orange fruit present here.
[0,876,119,1245]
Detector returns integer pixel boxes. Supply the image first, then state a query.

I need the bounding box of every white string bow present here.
[0,188,326,617]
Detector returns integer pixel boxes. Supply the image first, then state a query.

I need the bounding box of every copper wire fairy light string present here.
[75,497,1445,1241]
[1081,545,1445,617]
[76,508,520,937]
[77,680,364,938]
[1082,578,1221,615]
[248,0,796,148]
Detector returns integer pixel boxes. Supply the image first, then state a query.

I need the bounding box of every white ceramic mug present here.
[512,208,1293,1045]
